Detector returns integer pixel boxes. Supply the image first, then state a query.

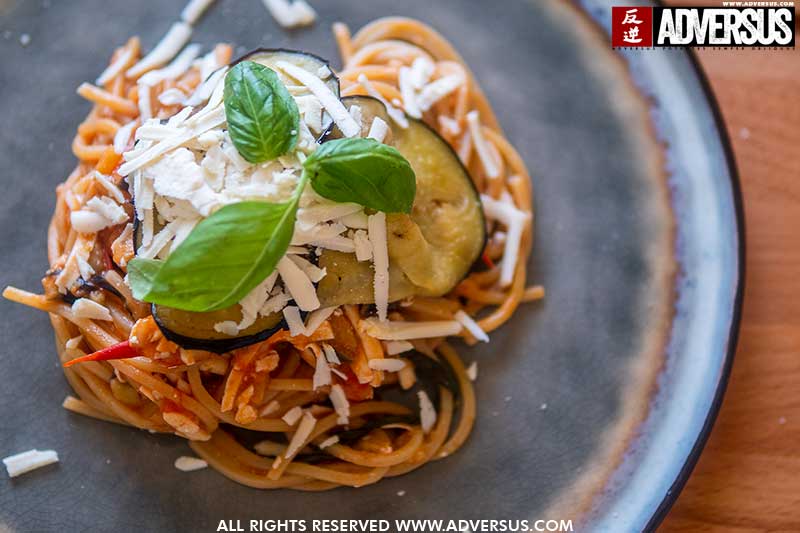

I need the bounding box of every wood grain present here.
[659,45,800,532]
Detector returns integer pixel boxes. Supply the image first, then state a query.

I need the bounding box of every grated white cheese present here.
[330,384,350,425]
[368,358,406,372]
[297,202,362,226]
[416,74,464,112]
[174,456,208,472]
[304,306,336,336]
[127,22,193,79]
[313,350,332,389]
[480,194,530,287]
[338,210,369,229]
[158,87,186,106]
[86,196,128,224]
[362,318,462,341]
[139,43,202,88]
[213,320,238,336]
[366,117,390,143]
[352,229,373,262]
[70,196,128,234]
[357,74,408,128]
[71,298,113,321]
[367,212,389,322]
[3,449,59,478]
[113,120,138,154]
[65,335,83,350]
[283,412,316,459]
[93,172,125,203]
[282,406,304,426]
[70,211,111,235]
[96,46,135,86]
[181,0,216,25]
[282,306,305,337]
[466,361,478,382]
[418,390,437,433]
[438,115,461,137]
[288,255,326,283]
[409,57,435,89]
[185,66,226,107]
[455,310,489,343]
[318,435,339,449]
[398,66,421,118]
[384,340,414,356]
[322,343,341,365]
[276,61,359,138]
[277,256,320,312]
[466,110,500,179]
[262,0,317,29]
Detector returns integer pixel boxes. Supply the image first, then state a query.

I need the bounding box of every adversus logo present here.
[612,6,795,48]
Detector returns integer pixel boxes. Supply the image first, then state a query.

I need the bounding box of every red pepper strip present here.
[482,251,496,270]
[63,340,138,367]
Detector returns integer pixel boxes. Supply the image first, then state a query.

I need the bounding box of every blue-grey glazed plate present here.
[0,0,742,531]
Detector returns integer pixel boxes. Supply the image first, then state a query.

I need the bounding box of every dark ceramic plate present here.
[0,0,743,531]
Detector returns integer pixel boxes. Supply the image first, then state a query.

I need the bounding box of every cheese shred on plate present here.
[3,449,59,478]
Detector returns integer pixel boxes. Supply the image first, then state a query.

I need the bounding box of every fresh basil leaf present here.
[127,257,162,299]
[128,197,301,312]
[224,61,299,163]
[304,138,416,214]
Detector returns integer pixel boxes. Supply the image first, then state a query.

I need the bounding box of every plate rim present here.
[641,41,747,533]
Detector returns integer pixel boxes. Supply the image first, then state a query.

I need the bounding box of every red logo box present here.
[611,6,653,47]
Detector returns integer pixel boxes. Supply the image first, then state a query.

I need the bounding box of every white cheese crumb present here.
[480,194,530,287]
[418,390,437,433]
[322,343,341,365]
[158,87,186,106]
[282,306,305,337]
[455,310,490,343]
[318,435,339,449]
[19,33,31,47]
[367,212,389,322]
[330,384,350,425]
[281,406,304,426]
[352,229,373,261]
[262,0,317,29]
[97,46,135,85]
[113,120,137,154]
[304,306,336,336]
[466,361,478,382]
[181,0,216,25]
[357,74,408,128]
[65,335,83,350]
[397,490,407,497]
[384,340,414,356]
[127,22,193,79]
[277,256,320,312]
[466,110,500,179]
[283,412,316,459]
[313,350,332,389]
[398,66,421,118]
[368,358,406,372]
[416,74,464,112]
[276,61,359,137]
[362,318,462,341]
[174,456,208,472]
[3,449,58,477]
[71,298,113,321]
[366,117,390,143]
[213,320,239,336]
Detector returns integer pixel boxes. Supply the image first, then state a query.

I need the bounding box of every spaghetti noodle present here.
[4,17,541,489]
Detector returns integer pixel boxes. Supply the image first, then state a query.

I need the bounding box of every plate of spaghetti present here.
[0,0,742,531]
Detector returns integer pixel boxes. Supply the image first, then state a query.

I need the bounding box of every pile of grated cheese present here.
[119,57,405,336]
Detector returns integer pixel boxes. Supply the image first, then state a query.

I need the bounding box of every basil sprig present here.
[305,138,416,214]
[224,61,299,163]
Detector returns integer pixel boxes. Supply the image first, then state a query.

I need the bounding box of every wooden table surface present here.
[658,45,800,531]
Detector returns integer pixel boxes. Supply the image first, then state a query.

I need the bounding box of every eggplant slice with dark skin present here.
[316,96,486,307]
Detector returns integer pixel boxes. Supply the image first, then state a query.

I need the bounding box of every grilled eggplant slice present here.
[317,96,486,306]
